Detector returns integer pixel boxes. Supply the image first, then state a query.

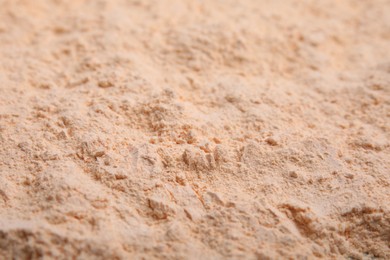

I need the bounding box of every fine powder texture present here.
[0,0,389,259]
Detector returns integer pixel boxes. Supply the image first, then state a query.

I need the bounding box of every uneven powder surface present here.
[0,0,390,259]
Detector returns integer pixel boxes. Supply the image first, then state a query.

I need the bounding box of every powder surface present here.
[0,0,389,259]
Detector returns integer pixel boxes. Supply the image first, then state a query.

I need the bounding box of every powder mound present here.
[0,0,389,259]
[0,227,121,259]
[162,24,249,71]
[339,206,390,259]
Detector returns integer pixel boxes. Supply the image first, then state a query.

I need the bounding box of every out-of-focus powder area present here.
[0,0,389,259]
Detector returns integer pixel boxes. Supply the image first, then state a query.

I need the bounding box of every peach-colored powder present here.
[0,0,389,259]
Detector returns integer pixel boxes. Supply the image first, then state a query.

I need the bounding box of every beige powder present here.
[0,0,389,259]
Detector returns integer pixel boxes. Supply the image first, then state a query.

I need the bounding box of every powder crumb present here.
[265,137,279,146]
[289,171,298,179]
[98,80,114,88]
